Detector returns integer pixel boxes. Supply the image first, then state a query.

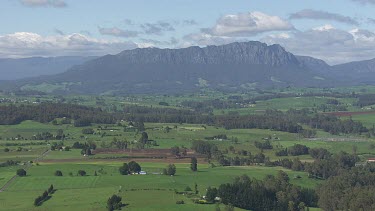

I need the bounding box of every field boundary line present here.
[0,149,51,192]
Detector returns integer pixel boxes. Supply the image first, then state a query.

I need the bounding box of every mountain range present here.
[1,41,375,94]
[0,56,96,80]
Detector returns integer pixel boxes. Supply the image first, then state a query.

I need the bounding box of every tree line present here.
[208,172,317,211]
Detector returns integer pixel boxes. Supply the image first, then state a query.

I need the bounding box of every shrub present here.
[54,170,63,176]
[16,169,26,177]
[78,170,86,176]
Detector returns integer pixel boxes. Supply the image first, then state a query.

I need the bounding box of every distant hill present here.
[330,58,375,83]
[0,56,96,80]
[2,41,375,94]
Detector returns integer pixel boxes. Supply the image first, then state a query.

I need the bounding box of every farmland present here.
[0,87,375,210]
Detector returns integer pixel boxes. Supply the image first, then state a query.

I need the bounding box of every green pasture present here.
[0,161,319,211]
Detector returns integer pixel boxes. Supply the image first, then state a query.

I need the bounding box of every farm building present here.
[367,158,375,162]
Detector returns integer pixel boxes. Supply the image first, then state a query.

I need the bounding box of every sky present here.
[1,0,375,64]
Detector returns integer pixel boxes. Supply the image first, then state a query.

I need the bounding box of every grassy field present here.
[0,161,319,211]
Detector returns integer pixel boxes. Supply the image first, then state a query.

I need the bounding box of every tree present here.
[54,170,63,176]
[139,132,148,144]
[16,169,26,177]
[128,161,141,173]
[195,182,199,194]
[206,186,218,203]
[191,157,198,172]
[48,184,54,193]
[170,146,180,157]
[119,163,129,175]
[164,164,176,176]
[42,190,48,199]
[78,170,86,176]
[107,194,123,211]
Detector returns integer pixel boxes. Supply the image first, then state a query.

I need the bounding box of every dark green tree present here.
[78,170,86,176]
[191,157,198,171]
[206,186,218,203]
[16,169,26,177]
[166,164,176,176]
[107,194,123,211]
[54,170,63,176]
[48,184,54,193]
[128,161,141,173]
[119,163,129,175]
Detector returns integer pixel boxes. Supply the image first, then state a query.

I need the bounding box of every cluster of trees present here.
[34,185,54,206]
[355,94,375,107]
[81,128,95,134]
[162,164,176,176]
[32,130,65,140]
[216,113,302,133]
[275,144,310,156]
[216,153,268,166]
[0,103,115,125]
[110,138,128,150]
[272,149,358,180]
[209,172,317,211]
[317,163,375,210]
[170,146,187,158]
[254,140,273,150]
[107,194,123,211]
[0,160,20,167]
[71,141,96,156]
[286,109,368,135]
[191,140,219,159]
[119,161,141,175]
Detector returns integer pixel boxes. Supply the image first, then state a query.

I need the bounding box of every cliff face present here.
[3,41,338,94]
[115,41,300,66]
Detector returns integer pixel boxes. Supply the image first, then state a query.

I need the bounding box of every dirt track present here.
[0,149,51,192]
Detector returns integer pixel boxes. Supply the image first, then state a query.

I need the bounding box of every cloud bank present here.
[0,32,139,58]
[262,25,375,64]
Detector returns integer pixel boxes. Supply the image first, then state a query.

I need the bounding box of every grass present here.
[0,161,318,211]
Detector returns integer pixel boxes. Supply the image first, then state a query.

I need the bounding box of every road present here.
[0,149,51,192]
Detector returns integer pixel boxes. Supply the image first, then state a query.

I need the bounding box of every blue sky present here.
[1,0,375,64]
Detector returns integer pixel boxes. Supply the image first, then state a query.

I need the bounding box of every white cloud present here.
[20,0,67,8]
[205,11,293,37]
[0,32,140,58]
[262,25,375,64]
[181,33,243,47]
